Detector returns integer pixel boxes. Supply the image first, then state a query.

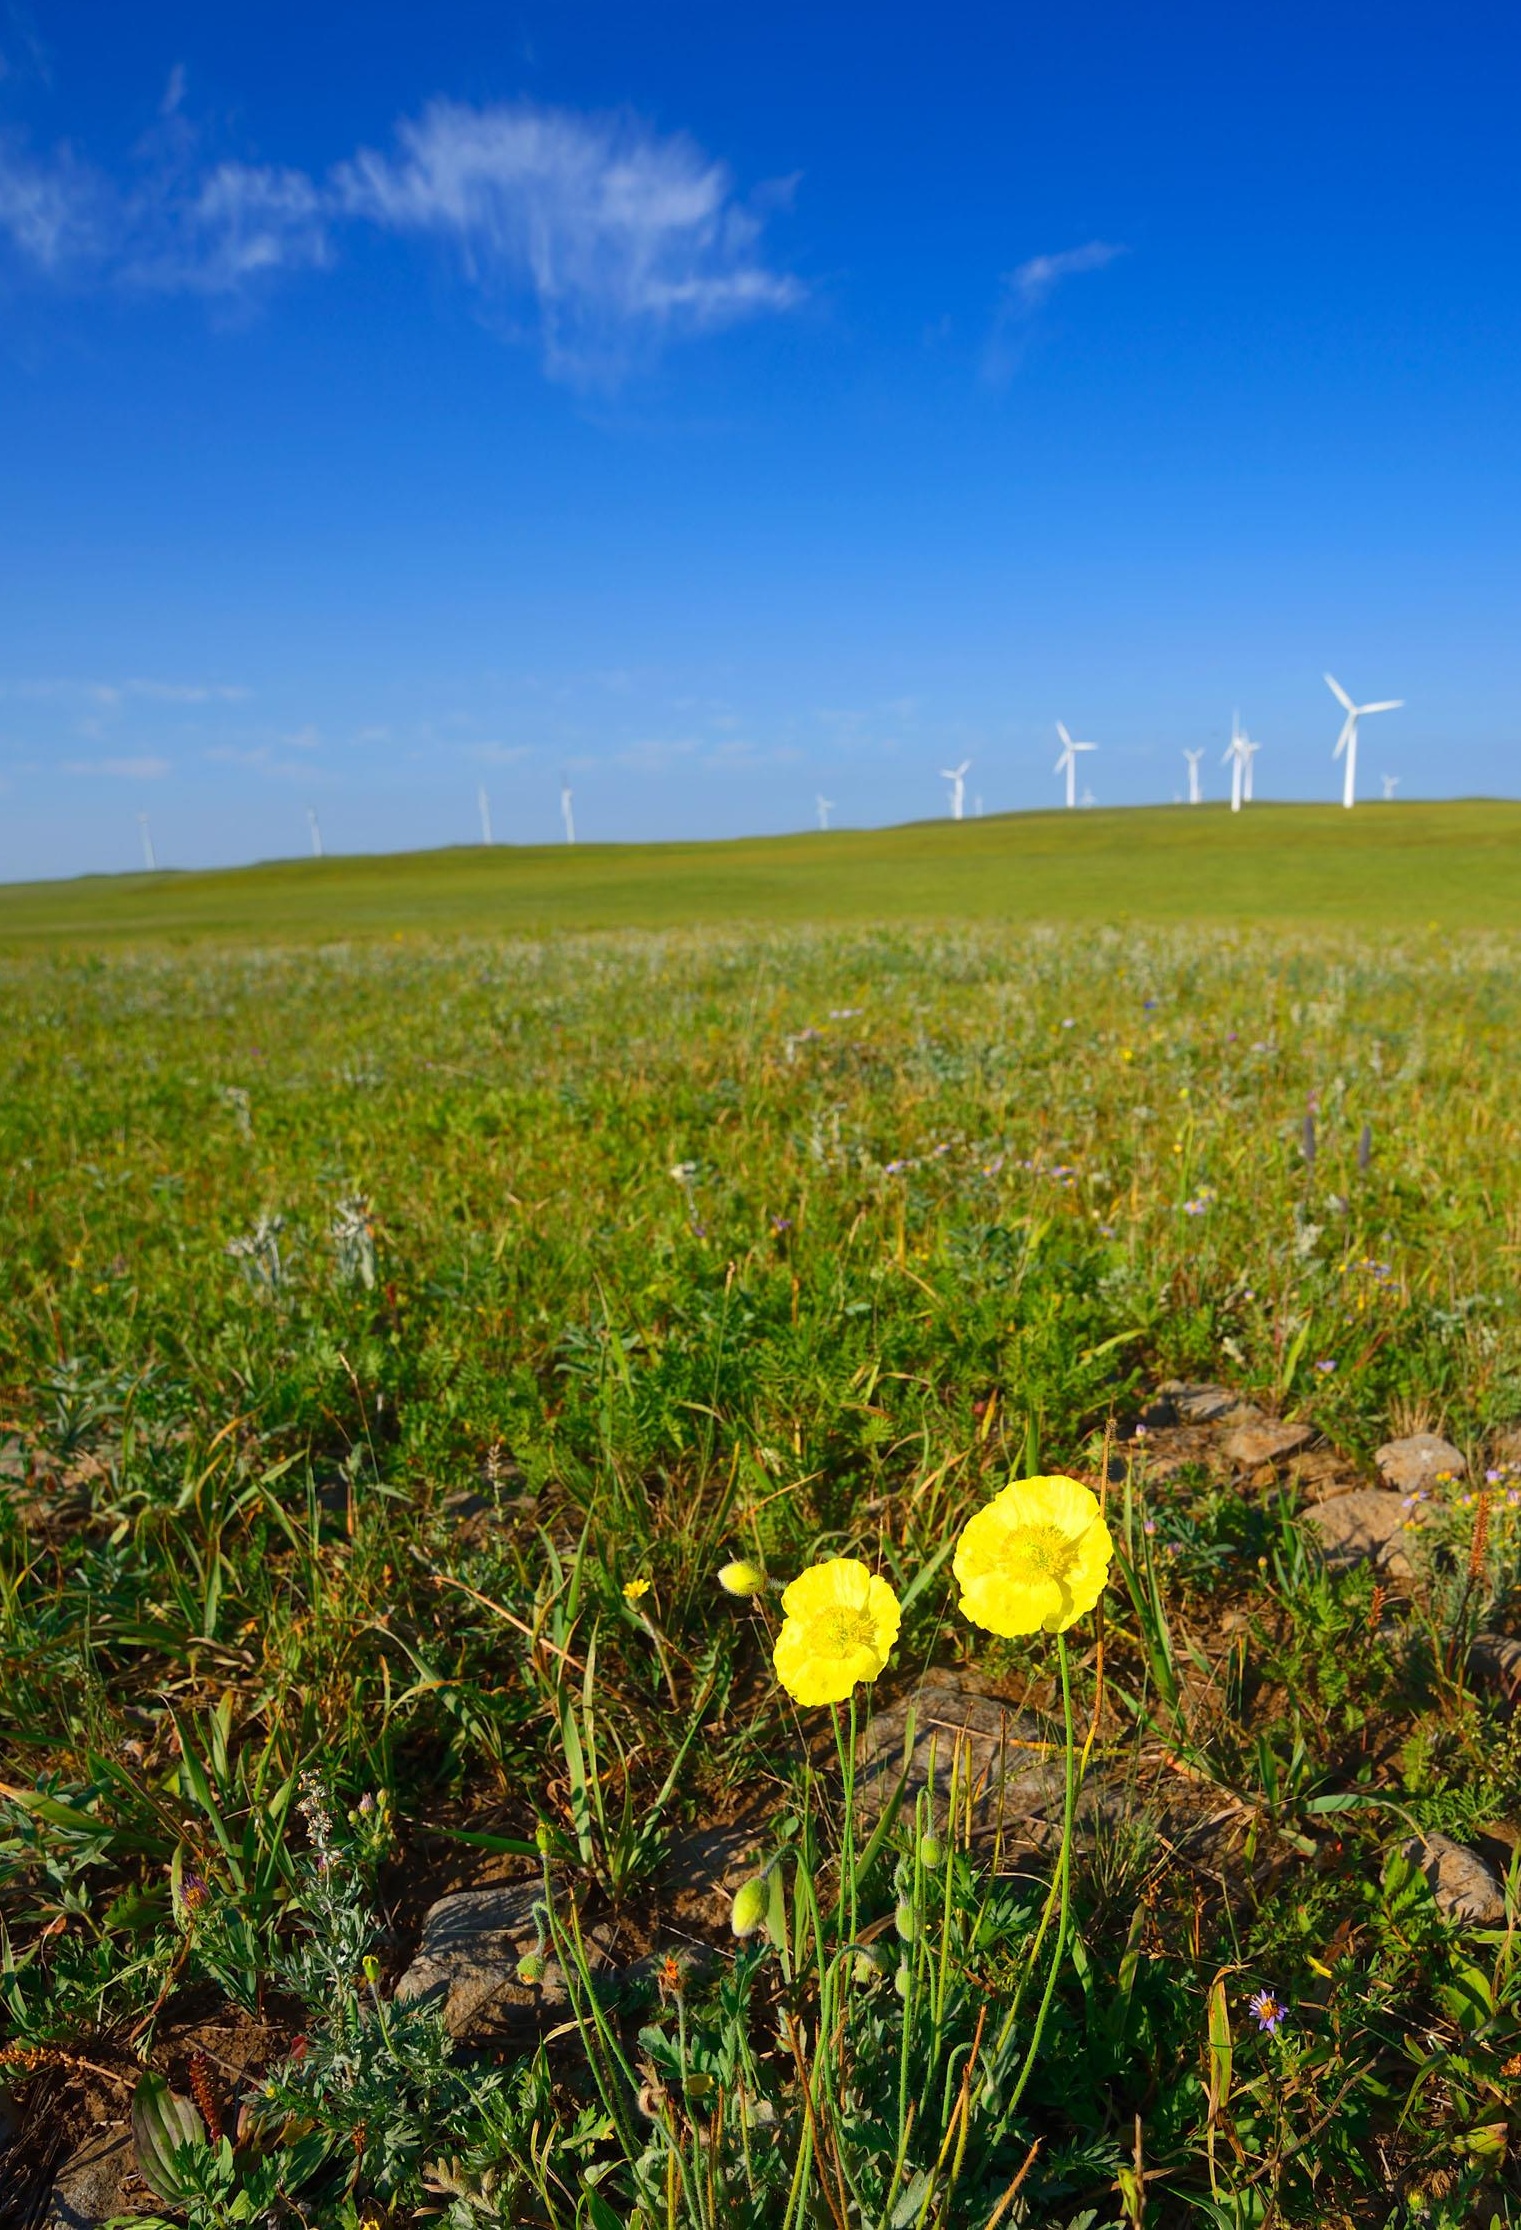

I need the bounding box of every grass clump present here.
[3,920,1521,2224]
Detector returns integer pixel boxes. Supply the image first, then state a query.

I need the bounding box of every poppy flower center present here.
[815,1606,879,1654]
[1001,1524,1074,1584]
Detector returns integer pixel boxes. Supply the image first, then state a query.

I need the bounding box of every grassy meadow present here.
[6,899,1521,2224]
[5,797,1521,947]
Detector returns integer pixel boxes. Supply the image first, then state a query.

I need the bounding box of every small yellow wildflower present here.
[622,1577,652,1604]
[953,1474,1112,1637]
[772,1557,901,1706]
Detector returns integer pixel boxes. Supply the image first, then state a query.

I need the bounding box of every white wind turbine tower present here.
[1240,733,1261,802]
[816,794,835,831]
[1221,714,1249,813]
[307,807,323,859]
[940,760,970,820]
[560,783,576,845]
[478,786,493,845]
[1054,723,1096,809]
[1381,773,1401,801]
[1183,748,1204,805]
[137,812,156,872]
[1325,674,1403,810]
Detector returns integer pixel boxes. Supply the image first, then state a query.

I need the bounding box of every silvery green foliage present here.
[225,1213,285,1294]
[331,1194,377,1289]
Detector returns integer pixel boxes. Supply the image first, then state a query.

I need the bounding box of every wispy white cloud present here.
[983,239,1126,384]
[129,161,333,294]
[1005,240,1124,311]
[5,675,249,705]
[203,743,331,783]
[335,99,801,384]
[62,754,171,779]
[0,92,800,383]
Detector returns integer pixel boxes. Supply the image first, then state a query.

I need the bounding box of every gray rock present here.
[395,1882,614,2038]
[1305,1488,1424,1574]
[44,2127,134,2229]
[1223,1421,1314,1469]
[861,1677,1057,1833]
[1375,1433,1466,1493]
[1469,1632,1521,1707]
[1158,1382,1263,1427]
[1491,1427,1521,1468]
[1403,1833,1506,1925]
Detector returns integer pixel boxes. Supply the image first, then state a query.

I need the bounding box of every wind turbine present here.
[940,760,970,820]
[560,783,576,845]
[1325,674,1403,810]
[816,794,835,831]
[1221,714,1249,814]
[1381,773,1401,801]
[1183,748,1204,805]
[307,807,323,859]
[1240,734,1261,803]
[1054,723,1096,809]
[478,786,493,844]
[137,812,156,872]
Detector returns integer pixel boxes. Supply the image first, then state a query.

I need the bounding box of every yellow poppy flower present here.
[772,1557,902,1706]
[953,1474,1112,1637]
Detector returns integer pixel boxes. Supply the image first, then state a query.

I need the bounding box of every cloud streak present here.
[0,92,801,383]
[62,754,171,779]
[983,238,1125,384]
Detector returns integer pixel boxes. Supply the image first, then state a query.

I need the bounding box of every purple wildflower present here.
[1249,1989,1287,2036]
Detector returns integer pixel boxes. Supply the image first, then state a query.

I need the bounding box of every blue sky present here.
[2,1,1518,878]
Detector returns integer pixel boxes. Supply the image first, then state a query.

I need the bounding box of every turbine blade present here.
[1324,673,1356,712]
[1360,700,1404,714]
[1056,722,1071,747]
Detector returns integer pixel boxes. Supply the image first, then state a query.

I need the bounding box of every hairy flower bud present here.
[729,1877,770,1938]
[718,1560,766,1598]
[919,1834,944,1872]
[894,1899,917,1942]
[516,1951,547,1986]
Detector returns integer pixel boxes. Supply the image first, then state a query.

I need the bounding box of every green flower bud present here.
[895,1960,911,1999]
[729,1877,770,1938]
[534,1822,555,1855]
[853,1946,882,1984]
[919,1835,944,1871]
[718,1560,766,1598]
[361,1954,382,1988]
[894,1899,917,1942]
[516,1951,547,1985]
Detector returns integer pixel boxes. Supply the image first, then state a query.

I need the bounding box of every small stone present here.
[1491,1427,1521,1468]
[395,1883,615,2038]
[1469,1633,1521,1708]
[44,2127,135,2229]
[1304,1489,1423,1574]
[1223,1421,1314,1469]
[1158,1382,1261,1426]
[1402,1833,1505,1925]
[1375,1433,1466,1494]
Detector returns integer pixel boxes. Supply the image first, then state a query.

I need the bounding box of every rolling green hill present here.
[2,798,1517,947]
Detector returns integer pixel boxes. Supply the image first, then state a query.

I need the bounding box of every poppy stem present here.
[1002,1630,1077,2124]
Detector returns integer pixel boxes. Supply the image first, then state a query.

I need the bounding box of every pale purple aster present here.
[1249,1989,1287,2036]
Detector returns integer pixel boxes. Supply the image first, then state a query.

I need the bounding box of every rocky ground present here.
[7,1383,1521,2224]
